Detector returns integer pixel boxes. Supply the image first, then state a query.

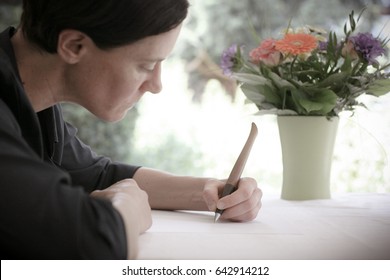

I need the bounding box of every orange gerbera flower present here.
[275,33,318,55]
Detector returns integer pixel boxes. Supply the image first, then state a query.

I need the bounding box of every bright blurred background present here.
[1,0,389,194]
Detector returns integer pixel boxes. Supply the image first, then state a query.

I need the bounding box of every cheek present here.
[106,73,147,111]
[112,75,143,101]
[93,65,134,95]
[88,60,147,107]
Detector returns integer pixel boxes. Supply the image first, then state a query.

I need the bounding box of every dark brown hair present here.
[20,0,189,53]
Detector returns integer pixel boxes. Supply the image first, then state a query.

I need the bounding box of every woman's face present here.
[65,24,182,122]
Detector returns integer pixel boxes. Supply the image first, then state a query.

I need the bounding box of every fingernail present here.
[217,201,225,209]
[205,198,216,211]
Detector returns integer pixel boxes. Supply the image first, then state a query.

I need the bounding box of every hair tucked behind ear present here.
[20,0,189,53]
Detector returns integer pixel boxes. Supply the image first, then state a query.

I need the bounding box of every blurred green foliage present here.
[0,1,21,31]
[61,104,139,162]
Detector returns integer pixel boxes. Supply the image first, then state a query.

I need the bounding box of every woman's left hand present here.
[202,177,262,222]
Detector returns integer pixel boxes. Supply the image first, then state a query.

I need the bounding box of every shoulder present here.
[0,98,36,163]
[0,46,21,108]
[0,49,21,130]
[0,96,15,116]
[0,96,20,133]
[0,48,18,89]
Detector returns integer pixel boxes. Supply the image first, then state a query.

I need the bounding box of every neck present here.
[10,29,64,112]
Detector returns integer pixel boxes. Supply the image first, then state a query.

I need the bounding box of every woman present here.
[0,0,262,259]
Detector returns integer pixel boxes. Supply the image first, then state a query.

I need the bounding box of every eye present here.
[142,63,156,72]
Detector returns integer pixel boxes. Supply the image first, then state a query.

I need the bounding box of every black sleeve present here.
[55,105,141,193]
[0,100,127,259]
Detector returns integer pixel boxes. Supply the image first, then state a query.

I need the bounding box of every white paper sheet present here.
[139,193,390,259]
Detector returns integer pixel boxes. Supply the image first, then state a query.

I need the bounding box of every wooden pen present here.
[214,122,258,222]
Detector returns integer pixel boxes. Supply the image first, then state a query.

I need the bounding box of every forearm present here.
[133,167,210,211]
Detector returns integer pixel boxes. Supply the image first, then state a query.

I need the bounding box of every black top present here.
[0,27,141,259]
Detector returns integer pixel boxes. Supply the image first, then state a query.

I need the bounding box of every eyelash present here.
[142,64,156,72]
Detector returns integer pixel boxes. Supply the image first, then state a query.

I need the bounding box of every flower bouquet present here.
[220,10,390,200]
[220,10,390,117]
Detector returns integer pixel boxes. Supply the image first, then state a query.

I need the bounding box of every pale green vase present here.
[277,116,339,200]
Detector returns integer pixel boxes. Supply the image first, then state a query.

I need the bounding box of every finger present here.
[112,178,139,189]
[217,177,258,210]
[221,188,262,222]
[223,202,262,222]
[90,178,140,200]
[90,190,104,199]
[202,179,224,211]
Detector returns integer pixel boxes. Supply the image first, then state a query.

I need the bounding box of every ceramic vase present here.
[277,116,339,200]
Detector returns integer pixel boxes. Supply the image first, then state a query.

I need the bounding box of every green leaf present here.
[349,11,356,31]
[327,32,339,62]
[241,83,282,106]
[240,84,266,104]
[340,56,353,72]
[232,73,271,86]
[366,79,390,96]
[317,72,349,88]
[299,99,323,112]
[267,70,296,90]
[292,88,338,115]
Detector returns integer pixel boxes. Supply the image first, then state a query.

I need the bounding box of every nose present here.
[142,63,163,94]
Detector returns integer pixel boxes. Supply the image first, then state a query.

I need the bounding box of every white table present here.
[138,193,390,259]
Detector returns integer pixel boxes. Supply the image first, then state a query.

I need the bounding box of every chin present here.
[102,107,134,123]
[99,113,125,123]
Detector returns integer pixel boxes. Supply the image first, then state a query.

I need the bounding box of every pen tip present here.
[214,213,221,223]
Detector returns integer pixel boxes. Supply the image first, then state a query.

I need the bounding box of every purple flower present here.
[349,32,386,65]
[318,41,328,51]
[220,44,241,76]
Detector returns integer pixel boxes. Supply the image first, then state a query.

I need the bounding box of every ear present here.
[57,30,91,64]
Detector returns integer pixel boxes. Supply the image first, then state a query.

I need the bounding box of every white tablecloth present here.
[138,193,390,259]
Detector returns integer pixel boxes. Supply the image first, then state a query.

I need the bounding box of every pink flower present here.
[249,39,282,66]
[341,40,359,61]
